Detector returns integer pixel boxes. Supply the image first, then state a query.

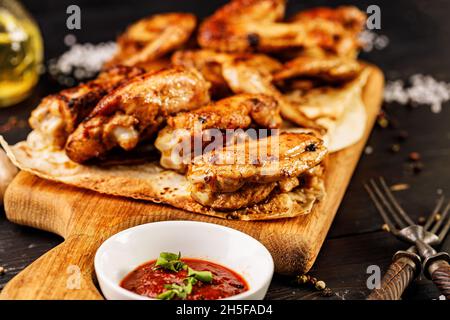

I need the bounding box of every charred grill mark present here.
[305,143,317,152]
[247,33,260,48]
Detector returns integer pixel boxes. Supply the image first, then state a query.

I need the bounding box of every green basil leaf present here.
[157,289,176,300]
[155,252,185,272]
[187,267,213,283]
[183,276,197,294]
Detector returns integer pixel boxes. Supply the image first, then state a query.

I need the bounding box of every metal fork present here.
[364,177,450,300]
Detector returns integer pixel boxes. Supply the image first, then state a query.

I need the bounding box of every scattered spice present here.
[418,216,426,225]
[411,161,424,174]
[315,280,326,291]
[294,274,334,297]
[409,152,421,162]
[364,146,373,155]
[396,130,409,142]
[389,143,401,153]
[390,183,410,192]
[376,113,389,128]
[0,116,27,134]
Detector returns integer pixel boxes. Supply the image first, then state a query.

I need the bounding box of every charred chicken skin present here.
[155,93,282,172]
[29,65,145,148]
[289,6,366,58]
[65,67,210,163]
[198,0,365,57]
[105,13,197,68]
[187,131,327,209]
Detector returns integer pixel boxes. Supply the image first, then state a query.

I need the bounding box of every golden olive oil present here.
[0,0,42,107]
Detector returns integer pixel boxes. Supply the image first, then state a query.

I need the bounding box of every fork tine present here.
[424,195,445,231]
[379,177,415,226]
[364,181,398,233]
[434,201,450,241]
[369,178,407,229]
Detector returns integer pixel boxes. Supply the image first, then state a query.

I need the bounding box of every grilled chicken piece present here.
[171,49,282,97]
[198,0,287,52]
[194,182,278,210]
[290,6,366,35]
[187,131,327,209]
[65,68,210,163]
[29,66,144,148]
[221,57,324,130]
[198,1,365,56]
[172,49,319,129]
[187,131,327,208]
[289,6,366,58]
[155,93,281,172]
[273,56,362,84]
[105,13,196,68]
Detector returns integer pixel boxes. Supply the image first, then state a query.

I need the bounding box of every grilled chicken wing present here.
[273,56,362,84]
[172,49,320,129]
[198,0,365,56]
[155,93,281,172]
[187,131,327,209]
[29,66,145,149]
[65,67,210,163]
[289,6,366,58]
[198,0,287,52]
[171,49,282,97]
[105,13,196,68]
[220,56,323,130]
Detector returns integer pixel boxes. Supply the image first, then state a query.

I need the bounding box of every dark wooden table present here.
[0,0,449,300]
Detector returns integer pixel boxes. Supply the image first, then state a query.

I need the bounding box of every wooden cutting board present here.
[0,66,384,300]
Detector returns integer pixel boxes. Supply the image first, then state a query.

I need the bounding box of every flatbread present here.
[0,135,325,221]
[285,67,370,152]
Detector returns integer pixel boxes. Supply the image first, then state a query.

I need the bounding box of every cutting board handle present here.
[1,234,103,300]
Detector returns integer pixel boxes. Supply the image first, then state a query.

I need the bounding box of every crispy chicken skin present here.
[29,65,145,148]
[290,6,366,35]
[289,6,366,58]
[187,131,327,209]
[198,0,287,52]
[273,56,362,83]
[105,13,196,68]
[172,49,321,130]
[198,1,365,56]
[220,56,323,130]
[171,49,282,97]
[155,93,282,172]
[65,67,210,163]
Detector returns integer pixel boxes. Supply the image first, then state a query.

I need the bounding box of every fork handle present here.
[423,252,450,300]
[367,251,421,300]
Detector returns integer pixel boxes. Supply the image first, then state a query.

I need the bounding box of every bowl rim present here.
[94,220,274,300]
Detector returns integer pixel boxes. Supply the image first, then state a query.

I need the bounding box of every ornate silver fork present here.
[364,177,450,300]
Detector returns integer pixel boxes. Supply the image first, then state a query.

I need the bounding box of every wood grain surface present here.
[0,67,383,299]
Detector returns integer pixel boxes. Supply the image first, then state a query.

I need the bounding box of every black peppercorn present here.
[247,33,260,48]
[305,143,317,152]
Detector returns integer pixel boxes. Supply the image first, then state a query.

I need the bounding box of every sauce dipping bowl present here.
[95,221,274,300]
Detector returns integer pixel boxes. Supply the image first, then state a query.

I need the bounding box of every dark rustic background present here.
[1,0,449,300]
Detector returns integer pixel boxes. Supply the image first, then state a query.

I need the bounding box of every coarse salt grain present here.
[384,74,450,113]
[359,30,389,52]
[48,41,117,81]
[364,146,373,155]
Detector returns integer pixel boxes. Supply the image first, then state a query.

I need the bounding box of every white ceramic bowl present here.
[95,221,274,300]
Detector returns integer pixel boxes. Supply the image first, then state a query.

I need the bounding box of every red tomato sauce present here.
[120,258,248,300]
